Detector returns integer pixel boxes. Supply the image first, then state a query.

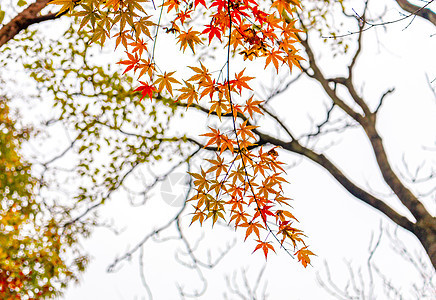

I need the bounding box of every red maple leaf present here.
[194,0,207,8]
[135,81,157,101]
[202,24,222,44]
[117,52,140,74]
[254,204,275,224]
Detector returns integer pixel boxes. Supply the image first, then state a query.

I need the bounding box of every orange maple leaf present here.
[244,96,264,118]
[117,52,140,74]
[240,221,264,240]
[154,71,180,96]
[264,49,282,73]
[253,240,276,259]
[177,81,198,107]
[128,38,148,56]
[295,246,315,268]
[177,27,203,53]
[230,68,255,94]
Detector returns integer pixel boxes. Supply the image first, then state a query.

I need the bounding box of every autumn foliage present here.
[0,99,87,299]
[50,0,314,266]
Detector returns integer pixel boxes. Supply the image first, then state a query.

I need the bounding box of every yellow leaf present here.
[154,71,180,96]
[177,27,203,54]
[50,0,75,15]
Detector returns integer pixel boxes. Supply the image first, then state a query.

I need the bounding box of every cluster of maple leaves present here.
[51,0,314,266]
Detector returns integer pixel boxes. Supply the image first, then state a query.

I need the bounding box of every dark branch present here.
[0,0,65,48]
[395,0,436,27]
[251,129,415,233]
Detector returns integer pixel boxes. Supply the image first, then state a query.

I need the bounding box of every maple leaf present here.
[287,0,301,9]
[219,135,235,154]
[199,79,217,100]
[188,167,210,191]
[50,0,76,15]
[240,221,264,240]
[253,240,276,259]
[206,155,228,177]
[134,81,157,101]
[275,209,298,223]
[104,0,123,10]
[74,3,99,31]
[227,195,250,213]
[134,16,154,39]
[209,179,227,195]
[194,0,207,8]
[295,246,315,268]
[188,191,214,209]
[210,0,227,11]
[113,30,131,49]
[281,19,302,40]
[209,99,228,120]
[176,10,193,25]
[154,71,180,96]
[162,0,180,13]
[177,27,203,54]
[191,207,206,225]
[278,224,305,248]
[237,120,258,140]
[271,0,294,15]
[128,38,148,56]
[274,193,292,206]
[89,24,110,46]
[137,58,155,79]
[201,127,222,149]
[202,24,222,44]
[229,103,244,120]
[264,50,282,73]
[283,52,304,72]
[229,166,247,186]
[188,62,211,83]
[254,204,275,224]
[177,81,198,107]
[229,210,249,228]
[117,51,140,74]
[230,68,255,94]
[251,5,268,24]
[244,96,264,118]
[206,207,226,226]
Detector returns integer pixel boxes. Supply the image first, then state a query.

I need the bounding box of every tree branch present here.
[0,0,64,48]
[298,33,364,124]
[395,0,436,27]
[298,20,432,226]
[251,129,415,233]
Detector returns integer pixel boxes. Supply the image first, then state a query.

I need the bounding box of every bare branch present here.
[395,0,436,27]
[425,73,436,101]
[322,0,436,39]
[374,88,395,115]
[224,266,269,300]
[264,72,303,104]
[259,104,296,140]
[297,33,364,124]
[348,1,368,79]
[139,247,153,300]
